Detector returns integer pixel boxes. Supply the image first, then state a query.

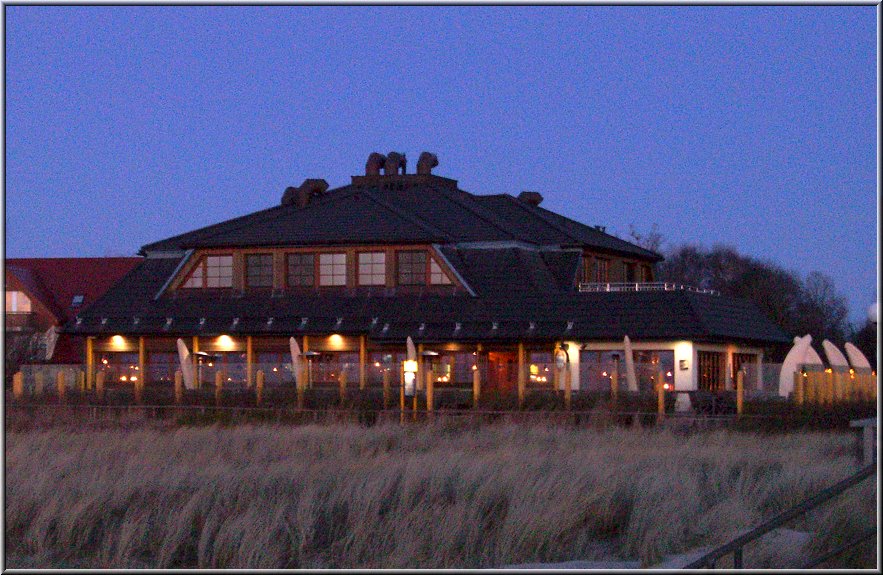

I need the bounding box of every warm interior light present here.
[601,371,608,377]
[120,375,128,382]
[403,360,418,373]
[374,362,381,367]
[101,358,108,365]
[272,367,278,372]
[471,364,478,371]
[666,371,673,377]
[530,364,539,375]
[111,335,125,348]
[663,383,671,390]
[217,335,235,350]
[130,376,137,382]
[328,334,344,349]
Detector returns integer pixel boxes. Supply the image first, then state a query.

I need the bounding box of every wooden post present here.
[85,337,94,390]
[174,370,183,404]
[192,336,200,389]
[34,370,44,395]
[12,372,23,400]
[256,369,265,406]
[56,371,66,403]
[96,370,105,400]
[805,372,817,405]
[564,363,572,410]
[246,336,253,389]
[610,369,618,404]
[400,363,406,424]
[736,369,744,417]
[473,366,481,409]
[359,335,367,390]
[794,372,804,405]
[656,378,664,422]
[833,371,844,404]
[339,370,347,403]
[426,369,434,413]
[825,371,835,406]
[417,344,425,391]
[77,371,86,393]
[215,371,223,406]
[138,336,146,390]
[517,342,526,409]
[302,335,310,389]
[382,369,391,409]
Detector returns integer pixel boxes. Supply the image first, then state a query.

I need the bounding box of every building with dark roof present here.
[4,257,142,379]
[69,152,789,397]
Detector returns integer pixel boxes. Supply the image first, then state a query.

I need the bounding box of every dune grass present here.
[4,420,877,568]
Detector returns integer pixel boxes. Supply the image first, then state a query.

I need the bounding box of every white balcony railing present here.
[578,281,719,295]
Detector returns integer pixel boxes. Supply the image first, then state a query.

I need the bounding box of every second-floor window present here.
[593,258,609,283]
[319,253,347,286]
[287,253,315,287]
[358,252,386,286]
[183,255,233,288]
[430,259,452,285]
[246,254,274,288]
[5,290,32,313]
[397,250,426,285]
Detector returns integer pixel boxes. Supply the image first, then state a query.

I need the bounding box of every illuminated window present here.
[430,259,452,285]
[246,253,274,288]
[183,255,233,288]
[397,250,426,285]
[5,290,32,313]
[319,253,347,286]
[358,252,386,286]
[287,253,315,287]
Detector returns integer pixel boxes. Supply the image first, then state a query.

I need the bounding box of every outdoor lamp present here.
[403,359,418,396]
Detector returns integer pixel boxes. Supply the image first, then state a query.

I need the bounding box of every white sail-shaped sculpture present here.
[406,336,417,362]
[176,338,196,390]
[623,335,638,392]
[290,337,302,387]
[779,335,811,397]
[822,340,849,370]
[844,342,872,371]
[804,345,824,367]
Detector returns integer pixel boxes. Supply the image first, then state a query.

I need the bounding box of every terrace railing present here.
[577,281,719,295]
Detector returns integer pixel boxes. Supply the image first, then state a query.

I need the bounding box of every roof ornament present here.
[384,152,406,175]
[418,323,426,333]
[133,317,140,325]
[334,317,343,329]
[199,317,206,327]
[416,152,439,175]
[165,317,173,329]
[518,191,544,206]
[299,317,308,329]
[382,323,389,333]
[282,179,329,208]
[528,321,536,331]
[454,322,462,332]
[370,317,378,326]
[565,321,574,331]
[366,152,387,176]
[75,317,83,326]
[231,317,239,328]
[101,318,107,325]
[491,322,498,331]
[267,317,274,327]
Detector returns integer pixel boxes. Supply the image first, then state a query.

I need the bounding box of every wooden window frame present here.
[357,250,387,287]
[429,257,453,285]
[181,253,234,289]
[318,252,348,287]
[396,250,428,286]
[593,258,610,283]
[285,252,317,288]
[245,253,274,289]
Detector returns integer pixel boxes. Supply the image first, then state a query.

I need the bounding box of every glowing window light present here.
[111,335,125,347]
[130,376,138,382]
[120,376,128,382]
[217,335,235,350]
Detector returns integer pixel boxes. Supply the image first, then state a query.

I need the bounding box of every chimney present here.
[281,179,329,208]
[366,152,386,176]
[416,152,439,175]
[384,152,406,175]
[517,191,544,206]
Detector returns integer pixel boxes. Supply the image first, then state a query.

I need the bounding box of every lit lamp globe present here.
[868,302,878,325]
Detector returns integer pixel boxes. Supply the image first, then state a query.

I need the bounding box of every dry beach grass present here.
[4,420,877,568]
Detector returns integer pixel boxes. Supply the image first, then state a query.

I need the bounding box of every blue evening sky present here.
[3,6,878,323]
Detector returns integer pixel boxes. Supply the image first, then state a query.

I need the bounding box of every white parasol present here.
[290,337,303,387]
[176,338,196,390]
[623,335,638,392]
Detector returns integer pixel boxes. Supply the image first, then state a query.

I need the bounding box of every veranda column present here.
[85,337,95,391]
[417,343,425,391]
[246,336,253,389]
[138,336,146,394]
[359,335,367,390]
[192,336,200,389]
[473,344,482,409]
[517,342,526,408]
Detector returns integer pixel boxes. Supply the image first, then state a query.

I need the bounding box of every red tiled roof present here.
[5,257,142,324]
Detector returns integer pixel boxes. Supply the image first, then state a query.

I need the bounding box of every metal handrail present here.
[577,281,719,295]
[684,464,877,568]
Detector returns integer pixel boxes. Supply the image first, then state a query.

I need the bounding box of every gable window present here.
[397,250,427,285]
[358,252,386,286]
[246,254,274,288]
[5,290,32,313]
[319,253,347,286]
[593,258,609,283]
[287,253,315,287]
[182,255,233,288]
[430,259,452,285]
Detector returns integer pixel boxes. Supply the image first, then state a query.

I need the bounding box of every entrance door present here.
[486,352,517,393]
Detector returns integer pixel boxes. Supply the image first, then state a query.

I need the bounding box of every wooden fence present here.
[792,371,877,406]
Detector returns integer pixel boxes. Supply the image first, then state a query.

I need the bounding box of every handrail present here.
[684,464,877,568]
[577,281,719,295]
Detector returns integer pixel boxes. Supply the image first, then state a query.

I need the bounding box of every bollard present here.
[339,370,348,403]
[12,371,23,400]
[174,370,183,404]
[96,371,105,400]
[256,370,264,406]
[34,371,45,396]
[56,371,67,403]
[215,371,223,406]
[472,368,481,409]
[736,370,744,417]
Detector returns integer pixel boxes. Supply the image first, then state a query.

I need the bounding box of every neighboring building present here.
[68,152,789,394]
[4,258,142,378]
